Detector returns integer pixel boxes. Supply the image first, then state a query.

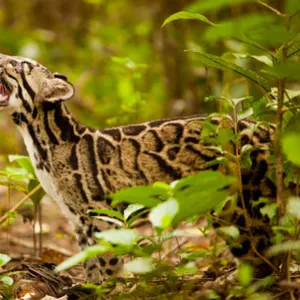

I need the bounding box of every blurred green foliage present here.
[0,0,297,157]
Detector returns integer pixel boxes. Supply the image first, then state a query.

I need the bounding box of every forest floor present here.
[1,189,300,299]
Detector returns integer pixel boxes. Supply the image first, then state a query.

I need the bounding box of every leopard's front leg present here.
[75,218,123,283]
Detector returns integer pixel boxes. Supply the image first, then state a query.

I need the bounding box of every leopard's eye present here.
[9,60,22,73]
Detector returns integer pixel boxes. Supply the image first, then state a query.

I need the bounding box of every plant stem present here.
[276,76,284,218]
[0,184,41,225]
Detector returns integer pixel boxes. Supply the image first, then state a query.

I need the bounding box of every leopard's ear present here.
[38,77,74,103]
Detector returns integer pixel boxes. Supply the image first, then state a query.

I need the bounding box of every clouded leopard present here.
[0,53,278,283]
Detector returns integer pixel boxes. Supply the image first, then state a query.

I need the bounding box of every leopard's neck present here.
[14,103,83,170]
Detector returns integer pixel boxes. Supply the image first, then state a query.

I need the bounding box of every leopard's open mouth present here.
[0,78,11,107]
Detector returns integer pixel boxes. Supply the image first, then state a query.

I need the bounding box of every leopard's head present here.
[0,53,74,117]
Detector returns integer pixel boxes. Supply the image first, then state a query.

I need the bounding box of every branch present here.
[0,184,41,225]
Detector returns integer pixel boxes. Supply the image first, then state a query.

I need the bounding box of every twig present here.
[282,105,300,114]
[0,184,41,225]
[256,0,284,16]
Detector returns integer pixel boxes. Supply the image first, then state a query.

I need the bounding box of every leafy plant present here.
[0,254,13,298]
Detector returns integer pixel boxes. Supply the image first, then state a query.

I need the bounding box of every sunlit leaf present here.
[149,198,178,229]
[88,208,124,221]
[232,53,273,66]
[0,276,13,286]
[270,87,300,102]
[287,40,300,57]
[125,257,153,274]
[0,254,11,267]
[8,155,36,177]
[55,245,110,272]
[238,107,253,121]
[237,263,253,287]
[218,226,240,239]
[188,50,270,91]
[232,96,253,106]
[173,190,231,224]
[286,197,300,219]
[263,62,300,80]
[93,216,124,227]
[173,171,235,197]
[162,11,215,28]
[282,132,300,166]
[111,186,167,207]
[124,204,144,221]
[95,229,139,245]
[161,229,186,242]
[260,203,278,220]
[176,262,197,275]
[267,240,300,257]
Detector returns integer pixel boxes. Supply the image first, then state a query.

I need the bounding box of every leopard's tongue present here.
[0,82,9,104]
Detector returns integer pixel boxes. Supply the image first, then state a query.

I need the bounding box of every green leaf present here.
[237,263,253,287]
[189,50,270,91]
[149,198,179,229]
[263,62,300,80]
[176,262,197,275]
[4,167,32,182]
[95,229,139,246]
[111,56,147,71]
[55,245,110,272]
[217,128,236,149]
[124,204,144,221]
[270,87,300,102]
[93,215,124,227]
[241,144,253,155]
[232,53,273,66]
[0,254,11,267]
[186,0,256,13]
[174,190,230,224]
[8,155,36,178]
[232,96,253,106]
[162,11,215,28]
[238,107,253,121]
[173,171,235,198]
[286,197,300,219]
[247,24,296,48]
[125,257,153,274]
[161,229,186,242]
[218,226,240,239]
[282,132,300,166]
[28,179,45,203]
[287,40,300,57]
[111,186,167,207]
[260,203,278,220]
[267,240,300,257]
[285,0,300,14]
[88,208,124,221]
[203,13,276,44]
[84,0,103,4]
[0,276,13,286]
[172,172,235,225]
